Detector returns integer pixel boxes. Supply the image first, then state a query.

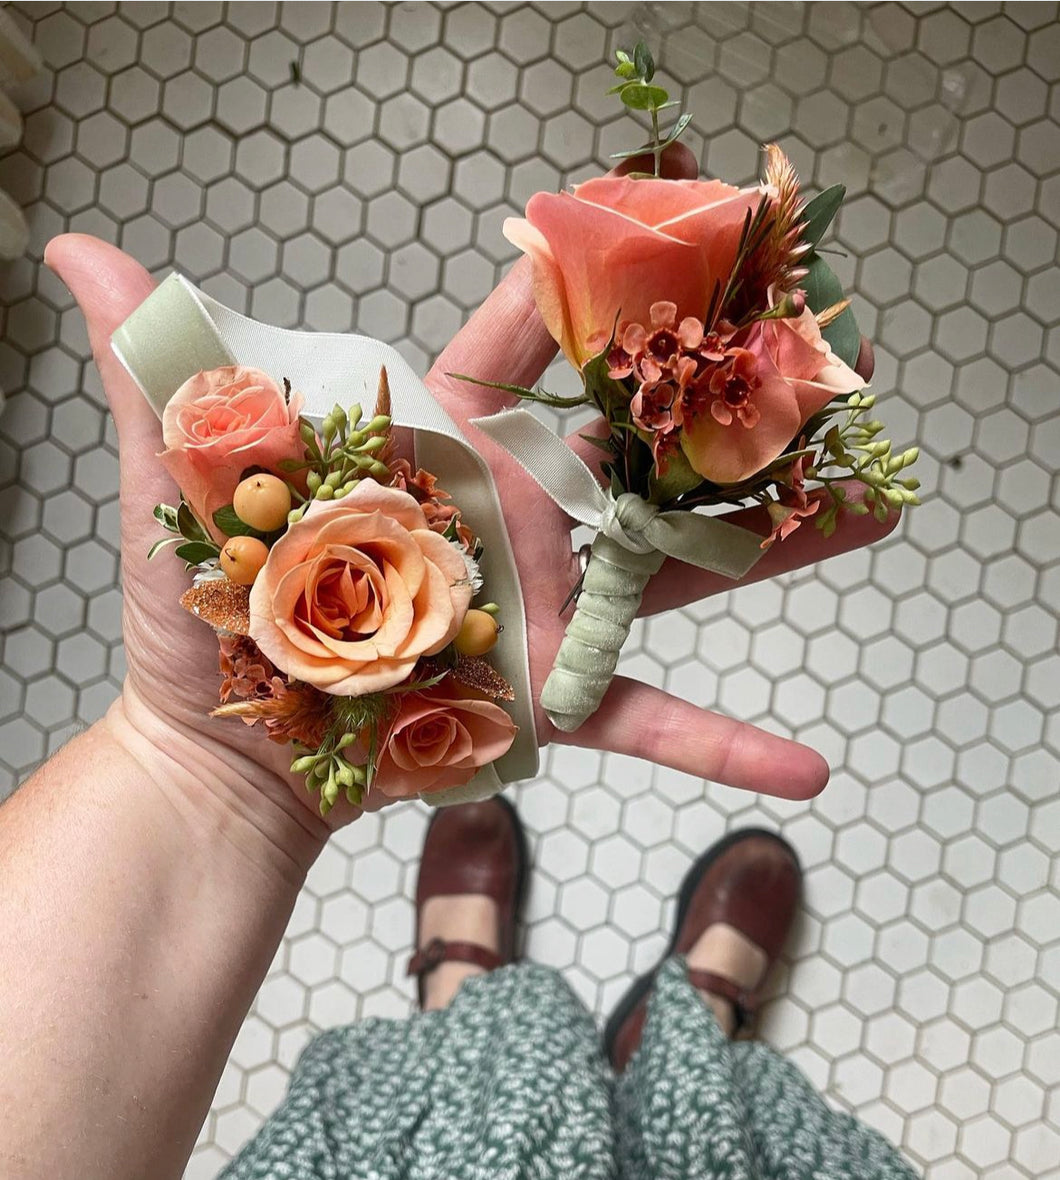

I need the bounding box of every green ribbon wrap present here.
[470,410,766,732]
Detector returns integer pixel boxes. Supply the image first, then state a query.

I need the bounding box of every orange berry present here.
[233,474,292,532]
[453,609,499,657]
[220,535,269,586]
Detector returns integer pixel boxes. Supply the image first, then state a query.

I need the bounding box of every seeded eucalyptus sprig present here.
[289,666,453,815]
[291,732,368,814]
[282,401,393,524]
[809,392,920,536]
[609,42,692,176]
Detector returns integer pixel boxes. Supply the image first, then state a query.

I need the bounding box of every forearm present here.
[0,690,326,1180]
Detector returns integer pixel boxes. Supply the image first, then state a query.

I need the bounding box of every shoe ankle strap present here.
[407,936,504,978]
[686,968,757,1031]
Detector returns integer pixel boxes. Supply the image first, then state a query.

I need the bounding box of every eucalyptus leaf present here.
[801,253,861,370]
[633,41,655,82]
[608,142,656,160]
[799,185,845,250]
[175,541,220,566]
[660,111,693,147]
[620,83,669,111]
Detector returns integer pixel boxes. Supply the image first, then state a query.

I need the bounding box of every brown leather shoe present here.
[604,828,801,1071]
[407,795,529,1008]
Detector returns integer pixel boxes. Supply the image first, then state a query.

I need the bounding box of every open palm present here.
[47,163,888,827]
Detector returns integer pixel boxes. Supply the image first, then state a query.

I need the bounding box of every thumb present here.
[44,234,160,451]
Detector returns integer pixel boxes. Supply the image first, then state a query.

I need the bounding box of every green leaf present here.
[147,535,183,560]
[582,340,633,421]
[175,541,220,566]
[801,253,861,370]
[633,41,655,82]
[619,83,670,111]
[212,503,261,538]
[615,49,633,66]
[660,111,693,146]
[608,142,656,160]
[153,503,180,532]
[177,500,211,543]
[799,184,845,250]
[648,447,705,503]
[446,371,589,409]
[578,433,614,454]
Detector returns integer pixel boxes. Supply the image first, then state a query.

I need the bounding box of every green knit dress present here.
[220,958,918,1180]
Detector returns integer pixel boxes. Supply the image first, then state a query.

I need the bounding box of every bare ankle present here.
[423,962,486,1011]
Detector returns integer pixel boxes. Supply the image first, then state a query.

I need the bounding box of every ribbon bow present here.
[472,409,765,580]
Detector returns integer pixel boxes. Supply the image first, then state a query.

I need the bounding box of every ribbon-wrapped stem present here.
[542,532,663,731]
[471,407,767,733]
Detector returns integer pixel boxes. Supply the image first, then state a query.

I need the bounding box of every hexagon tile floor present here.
[1,2,1058,1176]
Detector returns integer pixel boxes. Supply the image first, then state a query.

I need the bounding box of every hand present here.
[46,148,891,834]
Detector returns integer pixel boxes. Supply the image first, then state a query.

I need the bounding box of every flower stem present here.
[651,108,662,176]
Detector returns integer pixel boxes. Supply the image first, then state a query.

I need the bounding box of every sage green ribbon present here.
[111,274,539,806]
[471,409,765,732]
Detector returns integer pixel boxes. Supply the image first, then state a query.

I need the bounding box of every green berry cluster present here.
[291,735,367,814]
[284,402,392,524]
[811,392,921,536]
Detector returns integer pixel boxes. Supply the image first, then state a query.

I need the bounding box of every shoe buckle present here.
[419,936,447,972]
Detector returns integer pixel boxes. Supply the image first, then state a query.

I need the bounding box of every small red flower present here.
[707,348,762,429]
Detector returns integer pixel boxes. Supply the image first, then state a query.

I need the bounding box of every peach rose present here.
[504,175,764,368]
[680,303,863,484]
[248,483,473,695]
[160,366,304,542]
[374,683,517,798]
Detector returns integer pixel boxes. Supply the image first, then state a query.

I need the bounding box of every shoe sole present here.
[602,826,800,1066]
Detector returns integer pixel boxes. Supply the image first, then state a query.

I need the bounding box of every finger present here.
[613,141,699,180]
[640,485,900,616]
[855,336,875,383]
[44,234,159,451]
[559,677,829,800]
[428,142,700,418]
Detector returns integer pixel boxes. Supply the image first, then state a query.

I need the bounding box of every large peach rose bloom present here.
[248,484,473,695]
[160,366,304,542]
[375,683,517,798]
[504,175,764,368]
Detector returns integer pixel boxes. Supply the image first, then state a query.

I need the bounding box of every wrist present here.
[104,682,329,884]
